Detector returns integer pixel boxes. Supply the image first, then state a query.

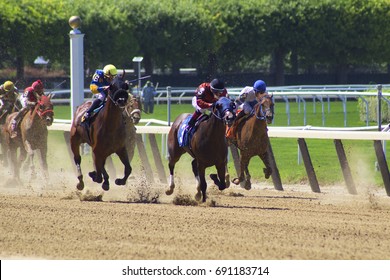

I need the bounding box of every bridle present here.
[36,97,54,119]
[254,95,274,122]
[211,99,235,125]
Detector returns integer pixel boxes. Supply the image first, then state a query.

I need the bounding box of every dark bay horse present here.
[231,94,274,190]
[3,95,54,181]
[166,97,236,202]
[105,93,141,175]
[70,80,130,191]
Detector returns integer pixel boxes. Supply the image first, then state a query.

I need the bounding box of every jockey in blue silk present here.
[226,79,267,143]
[82,64,117,123]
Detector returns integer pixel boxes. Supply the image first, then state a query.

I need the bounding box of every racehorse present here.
[70,77,131,191]
[0,98,22,166]
[165,97,236,202]
[3,94,54,181]
[231,94,274,190]
[123,94,141,161]
[105,93,141,175]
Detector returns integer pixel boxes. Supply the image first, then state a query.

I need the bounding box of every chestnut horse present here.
[3,95,54,181]
[231,94,274,190]
[70,79,130,191]
[166,97,236,202]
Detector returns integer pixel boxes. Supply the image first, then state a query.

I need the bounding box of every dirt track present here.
[1,173,390,260]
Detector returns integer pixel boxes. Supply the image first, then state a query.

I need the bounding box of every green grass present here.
[52,101,388,188]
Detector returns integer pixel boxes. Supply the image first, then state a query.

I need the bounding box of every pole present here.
[138,61,141,96]
[377,84,382,131]
[167,86,171,126]
[69,16,84,120]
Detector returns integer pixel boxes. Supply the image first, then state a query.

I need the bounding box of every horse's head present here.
[256,93,274,124]
[213,97,236,127]
[123,94,141,124]
[106,69,131,108]
[108,87,128,109]
[37,94,54,126]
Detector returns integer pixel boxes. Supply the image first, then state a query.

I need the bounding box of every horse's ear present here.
[47,93,53,99]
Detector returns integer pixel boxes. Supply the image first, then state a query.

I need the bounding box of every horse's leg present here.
[105,156,117,178]
[24,140,36,180]
[70,134,84,190]
[101,164,110,191]
[232,153,251,190]
[225,162,230,189]
[39,146,49,181]
[89,152,103,184]
[259,151,272,179]
[166,128,186,196]
[166,158,177,195]
[210,161,228,191]
[195,165,207,202]
[191,158,201,189]
[9,145,20,181]
[115,147,131,186]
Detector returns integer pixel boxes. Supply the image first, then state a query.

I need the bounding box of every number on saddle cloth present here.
[177,115,208,147]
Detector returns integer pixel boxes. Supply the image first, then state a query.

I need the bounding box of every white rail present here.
[50,122,390,140]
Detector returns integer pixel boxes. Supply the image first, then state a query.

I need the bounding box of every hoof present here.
[242,181,251,190]
[165,186,174,196]
[225,174,230,188]
[264,167,272,179]
[195,191,202,201]
[76,181,84,191]
[102,182,110,191]
[210,174,219,184]
[115,178,126,185]
[232,177,240,185]
[89,171,96,180]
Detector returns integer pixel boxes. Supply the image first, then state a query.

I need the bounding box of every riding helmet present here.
[253,80,266,93]
[3,81,14,92]
[32,80,44,92]
[210,78,225,92]
[103,64,118,77]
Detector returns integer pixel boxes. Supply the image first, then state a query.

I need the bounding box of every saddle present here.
[81,101,105,126]
[178,114,209,148]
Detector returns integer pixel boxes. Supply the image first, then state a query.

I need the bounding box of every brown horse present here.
[105,93,141,176]
[0,98,22,166]
[3,95,54,181]
[123,94,141,161]
[166,97,236,202]
[231,94,274,190]
[70,79,131,191]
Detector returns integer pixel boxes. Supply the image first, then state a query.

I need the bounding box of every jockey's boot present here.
[10,119,17,138]
[82,99,102,123]
[186,111,200,131]
[226,110,245,145]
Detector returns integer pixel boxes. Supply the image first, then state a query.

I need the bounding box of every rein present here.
[36,99,53,118]
[107,90,127,108]
[254,97,272,121]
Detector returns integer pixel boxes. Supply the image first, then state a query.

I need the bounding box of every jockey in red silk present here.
[187,78,228,129]
[10,80,44,138]
[82,64,117,123]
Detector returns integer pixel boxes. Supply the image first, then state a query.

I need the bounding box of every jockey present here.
[82,64,117,123]
[226,80,267,142]
[186,78,228,129]
[10,80,44,138]
[0,80,19,104]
